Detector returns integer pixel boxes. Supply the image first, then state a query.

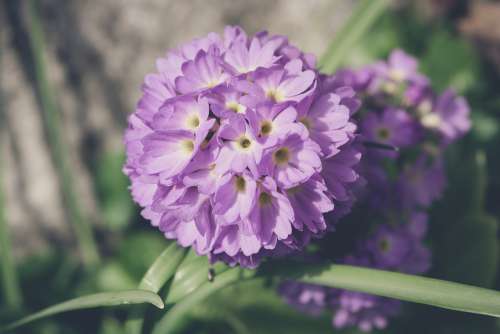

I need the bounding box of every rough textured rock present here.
[0,0,355,258]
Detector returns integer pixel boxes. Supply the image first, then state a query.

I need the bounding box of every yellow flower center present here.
[186,114,200,130]
[181,140,195,154]
[377,127,390,141]
[273,147,290,166]
[234,176,246,192]
[389,68,406,82]
[300,117,312,130]
[417,100,433,116]
[204,80,220,89]
[237,136,252,151]
[225,101,246,114]
[258,192,273,206]
[266,88,285,103]
[260,120,273,136]
[421,113,441,129]
[287,186,301,195]
[379,238,390,252]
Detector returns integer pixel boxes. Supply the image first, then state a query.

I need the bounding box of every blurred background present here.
[1,0,500,333]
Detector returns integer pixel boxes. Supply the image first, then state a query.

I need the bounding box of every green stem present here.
[0,24,22,310]
[26,0,99,268]
[0,147,22,312]
[319,0,389,73]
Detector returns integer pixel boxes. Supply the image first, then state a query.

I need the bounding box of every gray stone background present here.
[0,0,357,257]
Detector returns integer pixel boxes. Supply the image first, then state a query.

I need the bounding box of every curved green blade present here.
[268,262,500,318]
[2,290,164,332]
[125,243,187,334]
[166,255,228,304]
[138,243,188,293]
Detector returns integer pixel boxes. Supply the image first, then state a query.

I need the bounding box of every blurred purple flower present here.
[419,89,471,144]
[361,107,418,156]
[346,49,470,147]
[397,156,446,209]
[280,218,431,332]
[277,48,472,332]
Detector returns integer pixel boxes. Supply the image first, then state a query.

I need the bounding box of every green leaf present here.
[270,263,500,318]
[138,243,188,293]
[152,268,256,334]
[429,150,498,288]
[421,30,480,94]
[434,214,498,288]
[166,253,228,304]
[319,0,390,73]
[1,290,164,333]
[125,243,187,334]
[472,111,500,143]
[433,150,487,221]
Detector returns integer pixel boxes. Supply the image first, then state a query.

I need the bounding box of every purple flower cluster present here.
[341,49,471,147]
[280,215,430,332]
[332,213,431,332]
[279,50,471,332]
[344,49,470,213]
[124,26,361,268]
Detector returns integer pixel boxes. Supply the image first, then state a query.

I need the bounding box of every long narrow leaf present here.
[26,0,99,267]
[319,0,389,73]
[0,28,22,310]
[285,264,500,318]
[1,290,164,333]
[125,244,188,334]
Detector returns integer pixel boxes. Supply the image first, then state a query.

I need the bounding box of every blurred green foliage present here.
[94,152,135,231]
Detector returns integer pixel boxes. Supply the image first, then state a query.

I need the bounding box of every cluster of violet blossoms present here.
[124,26,361,268]
[279,50,470,332]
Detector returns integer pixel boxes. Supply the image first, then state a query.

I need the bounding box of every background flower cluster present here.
[279,49,470,332]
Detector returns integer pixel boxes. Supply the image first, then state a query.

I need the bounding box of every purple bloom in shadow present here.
[361,108,417,156]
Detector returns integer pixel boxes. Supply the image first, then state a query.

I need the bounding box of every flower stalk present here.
[26,0,99,268]
[319,0,390,73]
[0,24,22,311]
